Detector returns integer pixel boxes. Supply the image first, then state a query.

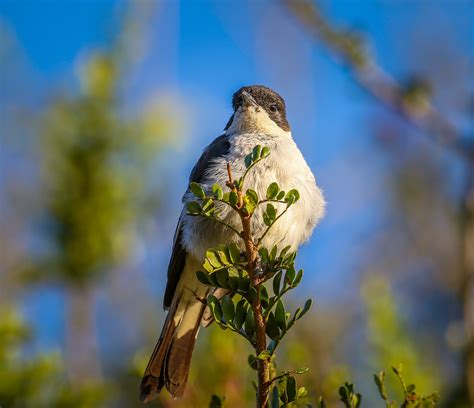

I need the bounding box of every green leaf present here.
[234,299,247,329]
[227,265,239,277]
[196,271,210,285]
[259,247,269,264]
[206,272,219,287]
[299,299,313,319]
[246,189,258,205]
[208,295,223,322]
[244,189,258,214]
[201,198,215,215]
[374,371,388,401]
[318,396,327,408]
[212,183,223,199]
[284,189,300,206]
[228,243,241,264]
[248,354,258,370]
[190,182,206,199]
[266,203,277,221]
[295,367,309,374]
[229,276,240,290]
[238,275,250,292]
[206,250,222,268]
[216,246,230,265]
[247,287,258,303]
[221,295,235,322]
[263,212,271,226]
[244,154,252,168]
[261,146,270,158]
[215,269,229,288]
[244,308,255,337]
[273,271,282,295]
[186,201,202,215]
[266,312,280,340]
[279,245,291,260]
[293,269,303,286]
[276,190,285,200]
[227,276,239,290]
[203,258,214,272]
[270,245,278,261]
[275,300,286,330]
[285,265,296,284]
[229,191,238,206]
[266,182,279,199]
[252,145,262,161]
[286,376,297,402]
[260,286,269,309]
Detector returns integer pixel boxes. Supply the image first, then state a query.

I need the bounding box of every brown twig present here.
[226,162,271,408]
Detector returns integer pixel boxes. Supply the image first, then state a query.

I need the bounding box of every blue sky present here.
[1,0,472,353]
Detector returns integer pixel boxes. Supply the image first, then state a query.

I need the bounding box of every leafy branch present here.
[283,0,474,159]
[188,146,441,408]
[187,145,310,407]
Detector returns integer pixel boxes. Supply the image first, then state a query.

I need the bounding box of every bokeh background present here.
[1,0,473,407]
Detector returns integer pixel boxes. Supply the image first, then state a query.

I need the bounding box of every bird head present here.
[225,85,290,135]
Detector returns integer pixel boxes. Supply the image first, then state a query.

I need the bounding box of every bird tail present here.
[140,258,208,402]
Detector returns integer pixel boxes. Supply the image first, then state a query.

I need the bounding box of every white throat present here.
[225,106,290,138]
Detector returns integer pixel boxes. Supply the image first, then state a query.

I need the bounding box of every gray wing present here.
[163,134,230,308]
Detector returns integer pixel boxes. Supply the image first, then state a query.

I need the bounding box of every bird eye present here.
[269,104,278,113]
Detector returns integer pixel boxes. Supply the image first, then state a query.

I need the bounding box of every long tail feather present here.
[140,257,207,402]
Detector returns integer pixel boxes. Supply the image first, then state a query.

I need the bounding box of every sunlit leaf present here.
[212,183,223,199]
[190,182,205,199]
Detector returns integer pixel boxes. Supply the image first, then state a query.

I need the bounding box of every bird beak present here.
[241,91,258,109]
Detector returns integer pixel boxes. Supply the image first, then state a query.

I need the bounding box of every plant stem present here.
[227,163,271,408]
[243,215,270,408]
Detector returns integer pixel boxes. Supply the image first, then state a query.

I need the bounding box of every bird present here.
[140,85,325,402]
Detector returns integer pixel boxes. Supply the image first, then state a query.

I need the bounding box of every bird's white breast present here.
[181,132,325,260]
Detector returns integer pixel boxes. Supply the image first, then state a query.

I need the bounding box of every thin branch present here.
[242,158,266,189]
[226,162,236,191]
[258,199,287,205]
[256,207,290,247]
[266,368,308,386]
[205,215,243,238]
[283,0,474,159]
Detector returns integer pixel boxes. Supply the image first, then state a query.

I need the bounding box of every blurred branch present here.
[283,0,474,403]
[460,160,474,402]
[282,0,474,159]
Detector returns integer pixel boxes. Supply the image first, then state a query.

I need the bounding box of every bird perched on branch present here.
[140,85,325,402]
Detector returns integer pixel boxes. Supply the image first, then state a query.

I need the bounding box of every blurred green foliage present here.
[0,306,106,407]
[37,50,176,284]
[362,277,441,400]
[15,0,180,398]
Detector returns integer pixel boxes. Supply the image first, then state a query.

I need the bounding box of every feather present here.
[140,256,208,402]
